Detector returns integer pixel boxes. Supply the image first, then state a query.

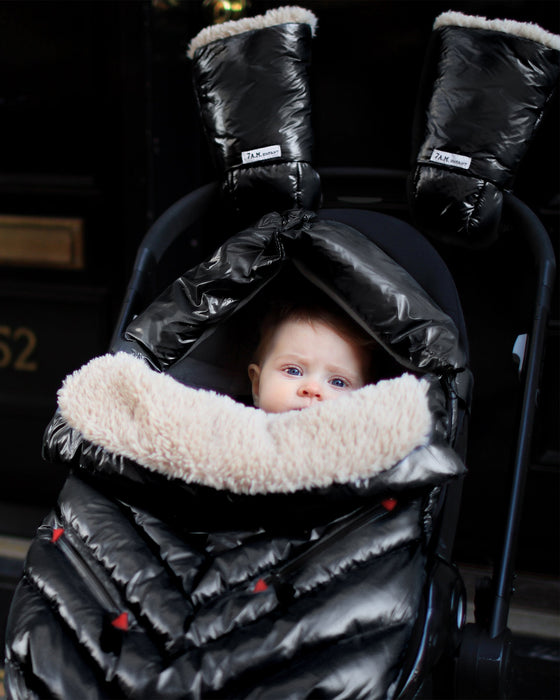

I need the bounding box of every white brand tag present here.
[430,149,471,170]
[242,145,282,164]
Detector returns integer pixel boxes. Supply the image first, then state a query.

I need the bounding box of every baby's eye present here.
[330,377,350,389]
[284,366,302,376]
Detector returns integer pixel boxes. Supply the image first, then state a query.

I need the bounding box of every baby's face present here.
[248,318,368,413]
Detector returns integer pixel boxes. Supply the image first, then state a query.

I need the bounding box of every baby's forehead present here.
[268,317,362,358]
[256,303,375,359]
[270,316,339,343]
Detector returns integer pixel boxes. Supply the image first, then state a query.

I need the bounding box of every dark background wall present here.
[0,1,153,531]
[0,1,558,581]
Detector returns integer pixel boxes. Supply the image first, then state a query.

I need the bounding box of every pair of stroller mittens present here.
[188,7,560,246]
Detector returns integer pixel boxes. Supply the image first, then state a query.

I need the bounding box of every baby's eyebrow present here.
[327,365,364,382]
[325,361,352,374]
[275,353,307,363]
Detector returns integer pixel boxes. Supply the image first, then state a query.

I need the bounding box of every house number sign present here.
[0,325,38,371]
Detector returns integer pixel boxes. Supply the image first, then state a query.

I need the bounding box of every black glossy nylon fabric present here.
[5,212,468,699]
[7,475,427,700]
[410,23,560,247]
[123,210,467,380]
[192,21,321,224]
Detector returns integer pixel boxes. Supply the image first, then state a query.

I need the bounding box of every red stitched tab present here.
[381,498,398,511]
[51,528,64,543]
[111,613,129,631]
[253,578,268,593]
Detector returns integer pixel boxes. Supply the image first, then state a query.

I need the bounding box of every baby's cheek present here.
[326,388,347,401]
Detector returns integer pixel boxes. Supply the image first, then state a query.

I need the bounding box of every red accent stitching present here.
[381,498,398,511]
[111,613,129,631]
[253,578,268,593]
[51,528,64,543]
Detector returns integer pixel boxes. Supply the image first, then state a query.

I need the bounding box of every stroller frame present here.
[110,166,556,698]
[454,193,556,698]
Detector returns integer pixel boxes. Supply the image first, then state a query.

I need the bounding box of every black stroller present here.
[5,171,554,700]
[4,6,558,700]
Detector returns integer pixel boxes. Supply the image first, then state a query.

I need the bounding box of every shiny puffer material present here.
[6,477,436,700]
[5,211,469,699]
[409,11,560,248]
[189,7,321,226]
[122,209,467,383]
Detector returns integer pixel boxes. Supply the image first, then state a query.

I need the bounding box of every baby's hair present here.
[253,298,379,382]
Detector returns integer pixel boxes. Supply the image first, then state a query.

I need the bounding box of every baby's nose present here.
[298,380,323,400]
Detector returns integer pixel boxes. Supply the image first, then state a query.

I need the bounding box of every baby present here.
[248,301,377,413]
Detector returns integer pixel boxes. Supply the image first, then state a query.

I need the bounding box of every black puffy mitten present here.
[410,12,560,247]
[188,7,321,224]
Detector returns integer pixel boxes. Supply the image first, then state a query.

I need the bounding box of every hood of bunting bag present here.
[121,209,468,379]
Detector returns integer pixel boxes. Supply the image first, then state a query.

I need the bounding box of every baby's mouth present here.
[291,402,313,412]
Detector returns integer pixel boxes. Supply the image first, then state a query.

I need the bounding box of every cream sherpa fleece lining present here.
[435,11,560,50]
[57,353,432,495]
[187,6,318,59]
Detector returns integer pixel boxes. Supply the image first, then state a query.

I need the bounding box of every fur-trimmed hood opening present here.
[52,352,465,497]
